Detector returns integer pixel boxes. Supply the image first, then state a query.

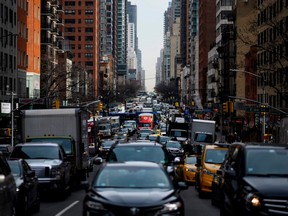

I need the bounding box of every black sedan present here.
[83,161,188,216]
[7,158,40,215]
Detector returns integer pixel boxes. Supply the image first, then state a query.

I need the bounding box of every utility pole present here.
[6,86,17,148]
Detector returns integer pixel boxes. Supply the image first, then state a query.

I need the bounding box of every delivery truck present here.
[20,108,90,186]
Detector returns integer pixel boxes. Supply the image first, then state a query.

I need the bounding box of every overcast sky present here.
[129,0,169,92]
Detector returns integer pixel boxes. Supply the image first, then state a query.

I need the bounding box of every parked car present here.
[175,154,197,184]
[0,144,13,157]
[83,161,188,215]
[7,158,40,215]
[219,142,288,216]
[0,152,17,216]
[10,143,71,198]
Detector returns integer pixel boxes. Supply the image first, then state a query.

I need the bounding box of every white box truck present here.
[191,119,216,155]
[20,108,89,186]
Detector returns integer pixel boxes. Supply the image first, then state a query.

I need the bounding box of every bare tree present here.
[235,1,288,107]
[40,55,94,107]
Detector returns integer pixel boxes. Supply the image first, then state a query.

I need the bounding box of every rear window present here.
[108,146,168,164]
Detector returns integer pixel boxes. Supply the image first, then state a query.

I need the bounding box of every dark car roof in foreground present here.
[232,142,288,149]
[101,161,165,168]
[113,141,163,147]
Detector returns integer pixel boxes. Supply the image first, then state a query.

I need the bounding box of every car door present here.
[222,144,242,211]
[22,160,38,207]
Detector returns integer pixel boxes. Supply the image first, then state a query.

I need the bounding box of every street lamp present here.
[230,69,267,142]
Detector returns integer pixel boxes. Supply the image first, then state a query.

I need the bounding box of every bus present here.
[138,113,154,130]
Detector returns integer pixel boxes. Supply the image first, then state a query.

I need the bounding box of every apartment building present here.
[63,0,100,98]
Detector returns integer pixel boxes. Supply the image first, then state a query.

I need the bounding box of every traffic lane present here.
[34,168,96,216]
[182,186,219,216]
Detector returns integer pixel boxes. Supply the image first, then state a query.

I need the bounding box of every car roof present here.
[103,161,163,168]
[14,142,60,147]
[231,142,288,149]
[112,141,163,147]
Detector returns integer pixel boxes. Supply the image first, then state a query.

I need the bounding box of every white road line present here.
[55,201,79,216]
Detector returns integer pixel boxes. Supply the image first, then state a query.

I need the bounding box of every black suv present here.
[219,142,288,216]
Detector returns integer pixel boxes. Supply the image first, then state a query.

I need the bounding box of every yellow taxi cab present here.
[175,155,197,184]
[195,142,229,198]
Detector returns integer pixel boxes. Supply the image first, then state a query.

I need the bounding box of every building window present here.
[65,19,76,24]
[85,19,94,24]
[85,44,93,49]
[85,61,93,66]
[85,1,93,6]
[85,36,93,41]
[85,10,93,15]
[85,53,93,58]
[85,28,93,33]
[65,1,75,6]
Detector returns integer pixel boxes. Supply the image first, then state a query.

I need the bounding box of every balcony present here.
[56,5,64,13]
[56,32,64,39]
[50,27,59,35]
[41,37,53,45]
[50,0,59,6]
[41,8,53,15]
[41,23,52,30]
[56,18,64,26]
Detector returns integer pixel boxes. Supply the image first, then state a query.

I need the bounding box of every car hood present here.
[25,159,63,166]
[90,188,177,206]
[243,176,288,196]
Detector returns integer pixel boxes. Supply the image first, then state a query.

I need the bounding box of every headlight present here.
[161,201,182,212]
[86,201,107,210]
[245,193,261,208]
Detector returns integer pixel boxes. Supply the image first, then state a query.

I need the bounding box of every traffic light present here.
[52,99,60,109]
[98,102,103,111]
[228,101,234,113]
[222,102,228,112]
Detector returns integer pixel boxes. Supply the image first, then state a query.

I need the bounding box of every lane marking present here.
[55,201,79,216]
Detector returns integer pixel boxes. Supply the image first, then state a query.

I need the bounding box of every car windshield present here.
[26,137,73,155]
[186,156,197,164]
[94,166,171,188]
[194,133,213,142]
[246,149,288,176]
[108,146,168,164]
[205,149,227,164]
[11,146,61,160]
[166,141,181,148]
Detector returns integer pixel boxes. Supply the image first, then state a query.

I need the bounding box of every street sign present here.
[245,106,259,113]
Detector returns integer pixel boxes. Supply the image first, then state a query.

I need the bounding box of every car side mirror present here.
[216,169,222,175]
[27,170,36,178]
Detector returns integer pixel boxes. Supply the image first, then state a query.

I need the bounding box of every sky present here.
[129,0,170,92]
